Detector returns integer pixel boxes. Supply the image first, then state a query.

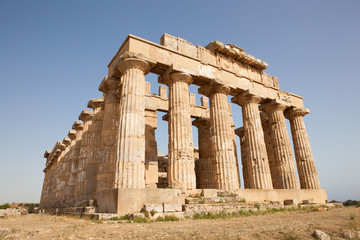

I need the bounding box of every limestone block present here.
[159,86,167,99]
[201,189,217,198]
[145,81,151,95]
[302,198,314,204]
[283,199,300,205]
[143,203,163,213]
[189,93,196,105]
[312,230,330,240]
[163,203,182,212]
[152,212,184,219]
[200,96,209,108]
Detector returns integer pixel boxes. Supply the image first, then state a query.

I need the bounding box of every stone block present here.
[152,212,184,219]
[201,189,217,198]
[283,199,300,205]
[302,198,314,204]
[163,203,182,212]
[185,198,202,204]
[143,203,163,213]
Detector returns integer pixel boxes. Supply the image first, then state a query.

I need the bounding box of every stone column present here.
[96,76,120,192]
[160,72,196,190]
[235,127,250,189]
[284,107,321,189]
[260,100,299,189]
[193,118,216,189]
[232,92,273,189]
[145,109,159,188]
[199,83,240,190]
[260,112,280,188]
[116,58,151,188]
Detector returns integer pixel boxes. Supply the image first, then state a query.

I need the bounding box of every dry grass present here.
[0,206,359,239]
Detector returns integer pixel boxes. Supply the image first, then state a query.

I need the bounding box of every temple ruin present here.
[40,34,327,216]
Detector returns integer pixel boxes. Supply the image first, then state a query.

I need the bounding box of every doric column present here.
[160,72,196,190]
[232,92,273,189]
[199,83,240,190]
[96,76,120,192]
[86,97,104,197]
[145,109,159,188]
[116,57,151,188]
[260,100,299,189]
[193,118,216,189]
[260,112,280,188]
[284,107,320,189]
[235,127,250,189]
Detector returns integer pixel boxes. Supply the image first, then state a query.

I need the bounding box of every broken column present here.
[284,107,320,189]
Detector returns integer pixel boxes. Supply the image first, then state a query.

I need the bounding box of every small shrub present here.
[134,216,149,223]
[0,203,10,209]
[150,210,156,216]
[349,213,356,220]
[110,215,130,221]
[199,200,205,204]
[141,210,149,218]
[155,215,180,222]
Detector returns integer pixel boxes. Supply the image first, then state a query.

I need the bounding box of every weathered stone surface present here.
[163,203,182,212]
[143,203,163,213]
[283,199,300,205]
[0,208,27,218]
[201,189,218,198]
[312,230,330,240]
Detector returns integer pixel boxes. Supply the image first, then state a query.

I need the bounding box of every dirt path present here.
[0,207,359,239]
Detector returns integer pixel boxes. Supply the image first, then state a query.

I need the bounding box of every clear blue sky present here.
[0,0,359,203]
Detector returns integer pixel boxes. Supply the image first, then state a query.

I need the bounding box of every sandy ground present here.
[0,207,359,239]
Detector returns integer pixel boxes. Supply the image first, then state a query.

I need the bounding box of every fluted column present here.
[235,127,250,188]
[285,107,320,189]
[260,112,280,188]
[199,83,240,190]
[260,100,299,189]
[96,76,120,192]
[116,58,151,188]
[160,72,196,190]
[193,118,216,189]
[232,93,273,189]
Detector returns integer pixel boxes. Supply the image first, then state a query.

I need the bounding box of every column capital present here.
[62,137,71,146]
[87,97,104,110]
[68,130,77,140]
[99,76,120,93]
[231,91,262,106]
[72,121,84,131]
[79,110,94,122]
[284,107,310,119]
[259,99,289,114]
[192,117,210,128]
[117,57,151,76]
[159,71,193,86]
[234,127,244,137]
[198,81,230,97]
